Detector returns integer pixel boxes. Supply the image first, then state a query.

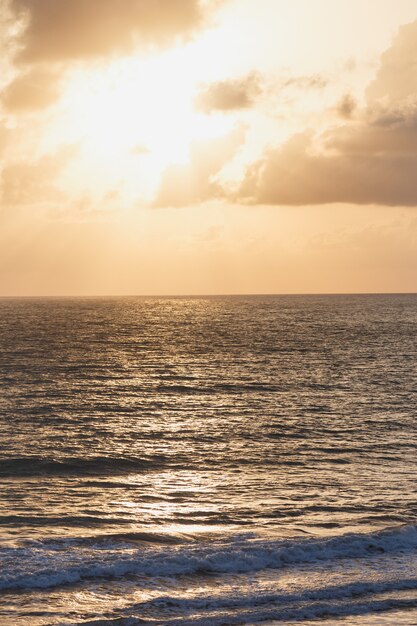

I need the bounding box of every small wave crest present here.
[1,524,417,592]
[0,455,167,477]
[68,597,417,626]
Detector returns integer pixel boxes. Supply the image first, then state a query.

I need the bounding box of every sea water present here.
[0,294,416,625]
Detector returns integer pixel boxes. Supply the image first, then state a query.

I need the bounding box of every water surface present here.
[1,294,416,624]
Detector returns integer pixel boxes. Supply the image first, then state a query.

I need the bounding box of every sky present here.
[1,0,417,296]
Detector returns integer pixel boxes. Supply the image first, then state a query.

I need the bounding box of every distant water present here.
[1,294,417,625]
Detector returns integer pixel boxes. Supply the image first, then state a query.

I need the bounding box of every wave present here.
[155,382,284,394]
[0,454,340,477]
[28,530,197,547]
[123,578,417,613]
[0,455,167,477]
[1,524,417,592]
[0,514,132,527]
[68,597,417,626]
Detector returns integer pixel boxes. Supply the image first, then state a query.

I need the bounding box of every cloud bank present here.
[237,19,417,207]
[11,0,206,62]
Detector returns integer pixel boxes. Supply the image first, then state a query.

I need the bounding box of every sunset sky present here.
[1,0,417,295]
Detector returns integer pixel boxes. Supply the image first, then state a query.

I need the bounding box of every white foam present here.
[1,524,417,591]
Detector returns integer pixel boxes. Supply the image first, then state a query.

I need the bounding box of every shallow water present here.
[1,294,416,624]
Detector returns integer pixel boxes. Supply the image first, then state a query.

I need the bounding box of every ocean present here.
[1,294,417,625]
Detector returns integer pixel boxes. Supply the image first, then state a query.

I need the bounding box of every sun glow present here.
[51,48,235,200]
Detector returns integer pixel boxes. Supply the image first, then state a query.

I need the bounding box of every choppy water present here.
[0,294,416,625]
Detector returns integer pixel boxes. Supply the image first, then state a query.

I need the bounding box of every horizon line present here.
[1,291,417,299]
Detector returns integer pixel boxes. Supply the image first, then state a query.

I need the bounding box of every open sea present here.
[1,294,417,626]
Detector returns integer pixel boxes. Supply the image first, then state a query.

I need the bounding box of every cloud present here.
[237,20,417,207]
[195,74,262,112]
[280,74,327,90]
[0,1,214,114]
[239,129,417,206]
[11,0,206,63]
[336,94,357,119]
[367,98,417,130]
[154,126,245,207]
[2,65,61,111]
[366,19,417,104]
[194,72,326,114]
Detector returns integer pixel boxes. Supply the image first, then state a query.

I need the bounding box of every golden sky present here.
[1,0,417,295]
